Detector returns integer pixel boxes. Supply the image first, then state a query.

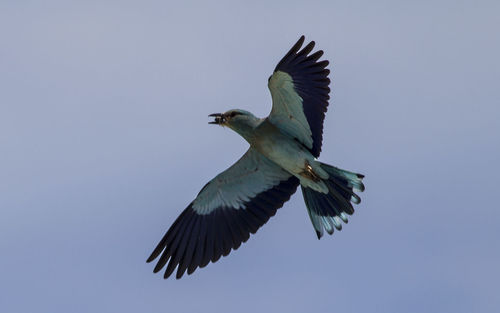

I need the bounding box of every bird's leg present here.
[299,160,321,182]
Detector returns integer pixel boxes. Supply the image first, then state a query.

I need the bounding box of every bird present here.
[147,36,365,279]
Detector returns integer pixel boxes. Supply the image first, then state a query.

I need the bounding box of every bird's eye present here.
[229,112,240,118]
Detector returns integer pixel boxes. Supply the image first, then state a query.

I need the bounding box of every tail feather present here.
[302,189,324,238]
[301,163,365,239]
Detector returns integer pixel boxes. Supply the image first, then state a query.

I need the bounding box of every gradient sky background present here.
[1,1,499,312]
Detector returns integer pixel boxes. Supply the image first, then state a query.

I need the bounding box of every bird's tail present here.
[301,163,365,239]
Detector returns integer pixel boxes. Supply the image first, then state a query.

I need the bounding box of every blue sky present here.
[1,1,499,312]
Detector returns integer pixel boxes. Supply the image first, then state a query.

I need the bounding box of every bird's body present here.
[240,117,329,192]
[148,36,365,279]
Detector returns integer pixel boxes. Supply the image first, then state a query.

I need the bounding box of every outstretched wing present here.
[147,148,299,279]
[267,36,331,157]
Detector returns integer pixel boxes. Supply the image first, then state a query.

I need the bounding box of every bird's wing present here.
[267,36,330,157]
[147,148,299,279]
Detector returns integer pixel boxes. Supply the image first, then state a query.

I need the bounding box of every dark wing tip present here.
[271,36,331,158]
[175,270,184,280]
[316,230,322,240]
[274,36,306,71]
[309,50,324,61]
[289,36,306,55]
[153,261,164,273]
[300,41,316,57]
[147,241,165,263]
[148,176,300,279]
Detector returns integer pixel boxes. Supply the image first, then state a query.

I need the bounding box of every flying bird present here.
[147,36,365,279]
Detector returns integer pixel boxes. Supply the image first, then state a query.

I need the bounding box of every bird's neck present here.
[231,118,262,143]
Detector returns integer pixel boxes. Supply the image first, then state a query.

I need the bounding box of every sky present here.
[1,1,499,312]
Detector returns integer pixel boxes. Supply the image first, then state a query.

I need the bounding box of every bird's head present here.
[209,109,260,140]
[209,109,257,128]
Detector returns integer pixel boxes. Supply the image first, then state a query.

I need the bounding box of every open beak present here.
[208,113,226,125]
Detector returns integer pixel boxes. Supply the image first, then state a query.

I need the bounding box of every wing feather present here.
[147,148,299,279]
[268,36,331,157]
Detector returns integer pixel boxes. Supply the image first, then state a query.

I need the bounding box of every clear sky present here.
[1,1,499,312]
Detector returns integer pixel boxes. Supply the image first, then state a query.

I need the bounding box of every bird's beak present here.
[209,113,226,125]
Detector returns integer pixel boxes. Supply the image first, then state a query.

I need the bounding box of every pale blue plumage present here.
[192,148,292,214]
[268,71,314,150]
[148,36,365,279]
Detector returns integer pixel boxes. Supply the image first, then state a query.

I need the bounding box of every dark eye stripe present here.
[229,112,241,118]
